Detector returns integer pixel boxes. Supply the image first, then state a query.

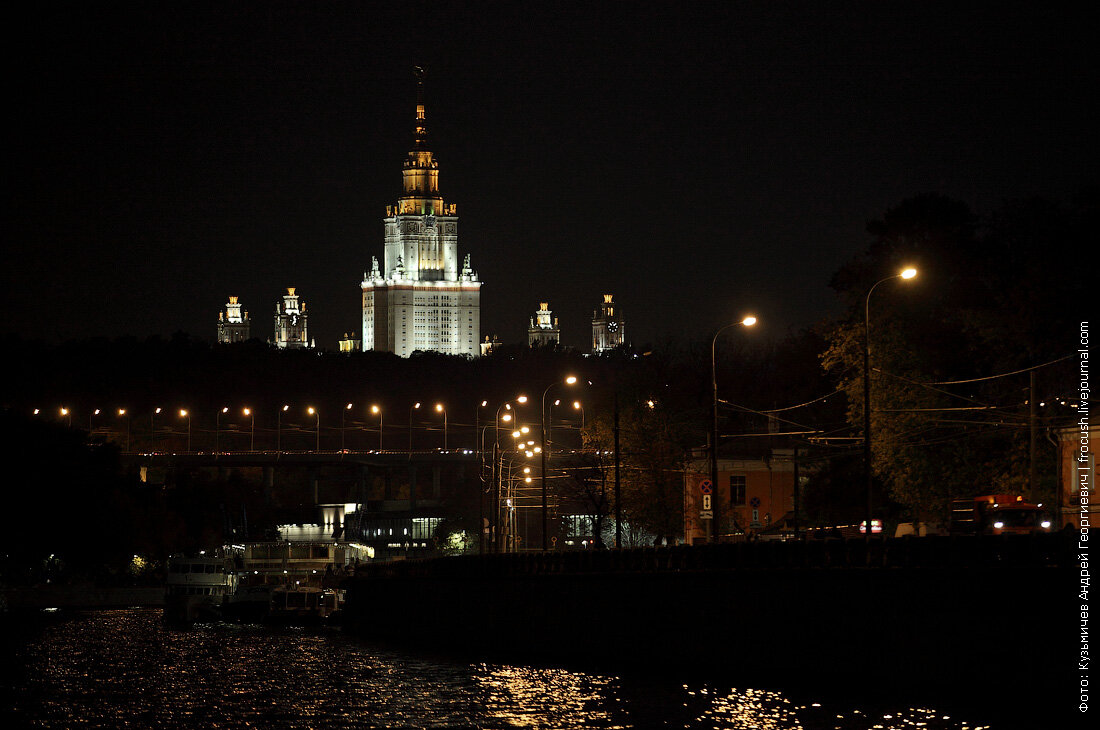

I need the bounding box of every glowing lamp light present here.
[741,315,758,327]
[901,267,918,279]
[565,375,578,385]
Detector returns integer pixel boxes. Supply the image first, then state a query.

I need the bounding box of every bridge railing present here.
[349,531,1069,581]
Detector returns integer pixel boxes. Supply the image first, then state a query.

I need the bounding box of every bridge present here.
[121,448,601,558]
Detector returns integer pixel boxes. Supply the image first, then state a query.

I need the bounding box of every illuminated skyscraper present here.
[528,302,560,348]
[592,294,625,353]
[217,296,250,343]
[360,68,482,357]
[273,287,311,349]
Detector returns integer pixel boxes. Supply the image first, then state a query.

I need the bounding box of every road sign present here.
[699,510,713,520]
[699,479,713,494]
[702,494,712,511]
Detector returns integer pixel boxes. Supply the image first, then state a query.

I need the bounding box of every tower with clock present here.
[360,68,482,357]
[273,287,311,349]
[591,294,625,353]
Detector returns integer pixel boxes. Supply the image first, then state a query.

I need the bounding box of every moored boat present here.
[164,551,238,624]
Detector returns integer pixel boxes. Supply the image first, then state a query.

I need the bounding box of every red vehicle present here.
[948,494,1052,535]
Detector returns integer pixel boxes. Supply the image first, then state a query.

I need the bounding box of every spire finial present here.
[412,66,428,146]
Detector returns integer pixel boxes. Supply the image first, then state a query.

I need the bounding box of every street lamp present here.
[277,405,289,451]
[371,405,383,451]
[542,375,578,550]
[243,408,255,451]
[488,398,526,553]
[475,400,488,454]
[89,408,101,433]
[408,402,421,456]
[863,267,918,539]
[117,408,130,452]
[342,403,353,451]
[60,407,71,428]
[710,315,757,543]
[179,409,191,452]
[307,407,320,452]
[434,403,447,450]
[152,407,162,452]
[216,407,228,452]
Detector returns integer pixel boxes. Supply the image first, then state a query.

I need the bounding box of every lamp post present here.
[434,403,447,450]
[475,400,488,454]
[488,399,523,553]
[151,407,161,452]
[541,375,577,550]
[117,409,130,452]
[60,407,71,428]
[863,267,918,539]
[243,408,254,451]
[179,409,191,452]
[307,407,320,452]
[710,315,757,543]
[277,405,289,451]
[216,407,228,452]
[89,408,101,433]
[342,403,353,451]
[408,402,421,456]
[371,405,383,451]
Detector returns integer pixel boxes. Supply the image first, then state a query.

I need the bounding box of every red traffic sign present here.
[699,479,713,494]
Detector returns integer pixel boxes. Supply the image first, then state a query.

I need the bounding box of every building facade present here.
[360,69,482,357]
[683,450,798,543]
[273,287,311,349]
[591,294,625,352]
[217,296,250,343]
[528,302,560,348]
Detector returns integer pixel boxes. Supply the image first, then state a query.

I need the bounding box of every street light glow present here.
[901,267,918,279]
[741,315,757,327]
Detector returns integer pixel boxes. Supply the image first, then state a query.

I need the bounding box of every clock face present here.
[607,321,619,333]
[425,215,436,228]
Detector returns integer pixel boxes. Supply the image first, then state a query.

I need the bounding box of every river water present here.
[2,608,1004,729]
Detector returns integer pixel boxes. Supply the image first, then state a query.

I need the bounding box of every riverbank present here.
[1,584,163,610]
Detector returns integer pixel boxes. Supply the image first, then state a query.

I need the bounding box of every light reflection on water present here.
[2,609,995,729]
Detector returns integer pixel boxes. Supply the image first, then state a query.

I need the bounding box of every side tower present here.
[361,68,482,357]
[217,296,250,343]
[528,302,561,348]
[591,294,625,353]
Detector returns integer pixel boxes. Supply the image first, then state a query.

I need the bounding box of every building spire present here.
[413,66,428,150]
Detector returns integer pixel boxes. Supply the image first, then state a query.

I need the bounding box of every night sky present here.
[7,1,1093,350]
